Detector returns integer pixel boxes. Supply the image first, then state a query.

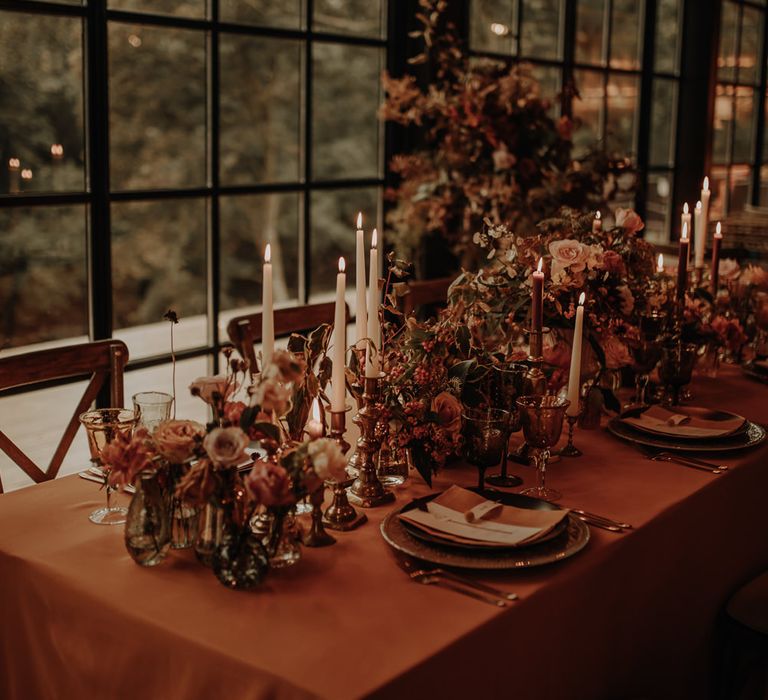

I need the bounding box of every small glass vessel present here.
[124,472,171,567]
[265,509,302,569]
[194,502,225,567]
[132,391,173,432]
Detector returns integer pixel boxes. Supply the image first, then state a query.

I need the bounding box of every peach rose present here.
[614,208,644,234]
[244,460,295,507]
[549,239,588,273]
[718,258,741,281]
[602,334,632,369]
[189,376,233,405]
[431,391,462,435]
[264,349,307,384]
[102,427,154,489]
[153,419,205,463]
[740,264,768,290]
[252,377,291,415]
[307,438,348,483]
[203,427,249,469]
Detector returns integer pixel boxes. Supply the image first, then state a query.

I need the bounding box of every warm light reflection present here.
[371,228,378,249]
[490,22,509,36]
[264,243,271,263]
[50,144,64,158]
[8,158,19,169]
[338,257,345,273]
[356,212,362,230]
[20,169,33,180]
[715,222,722,238]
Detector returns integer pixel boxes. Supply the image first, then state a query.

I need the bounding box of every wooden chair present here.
[403,276,454,317]
[226,302,350,369]
[0,339,128,493]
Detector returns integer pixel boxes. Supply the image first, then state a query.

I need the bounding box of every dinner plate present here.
[618,406,747,441]
[398,490,568,552]
[381,503,590,571]
[607,417,766,453]
[743,362,768,385]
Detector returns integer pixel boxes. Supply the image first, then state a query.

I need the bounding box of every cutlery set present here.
[638,445,728,474]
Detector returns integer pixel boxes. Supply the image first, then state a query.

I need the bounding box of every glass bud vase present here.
[212,525,269,591]
[125,472,171,567]
[170,497,198,550]
[194,502,225,568]
[265,508,302,569]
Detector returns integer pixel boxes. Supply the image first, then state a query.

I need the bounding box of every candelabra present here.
[348,374,394,508]
[525,327,547,396]
[323,407,367,531]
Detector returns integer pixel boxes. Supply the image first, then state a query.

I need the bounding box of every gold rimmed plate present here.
[607,417,766,453]
[618,405,747,441]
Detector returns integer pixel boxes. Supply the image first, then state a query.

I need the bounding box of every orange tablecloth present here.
[1,366,767,700]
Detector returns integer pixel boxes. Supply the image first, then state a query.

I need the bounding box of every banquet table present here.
[1,365,767,700]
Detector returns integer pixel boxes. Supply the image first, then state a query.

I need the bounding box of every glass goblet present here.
[79,408,136,525]
[485,363,527,487]
[639,310,668,341]
[625,340,662,409]
[132,391,173,432]
[517,396,570,502]
[658,342,698,407]
[462,407,510,494]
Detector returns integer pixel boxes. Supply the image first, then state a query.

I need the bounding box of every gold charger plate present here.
[380,509,590,571]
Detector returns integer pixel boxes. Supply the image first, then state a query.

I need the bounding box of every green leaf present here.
[409,444,433,487]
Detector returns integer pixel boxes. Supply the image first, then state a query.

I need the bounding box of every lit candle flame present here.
[371,228,378,249]
[339,256,345,272]
[536,257,543,273]
[21,169,32,180]
[703,176,709,192]
[264,243,271,263]
[311,397,321,422]
[657,253,664,272]
[682,222,688,241]
[8,158,19,169]
[51,144,63,157]
[356,212,362,230]
[578,292,585,305]
[715,221,722,238]
[695,200,702,211]
[595,210,601,220]
[683,202,689,215]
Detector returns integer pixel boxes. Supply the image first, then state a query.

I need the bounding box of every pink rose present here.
[153,419,205,463]
[431,391,462,435]
[602,334,632,369]
[307,438,348,483]
[189,376,234,406]
[601,250,626,275]
[549,239,588,273]
[203,427,249,468]
[614,208,644,234]
[244,460,295,507]
[718,258,741,281]
[252,377,291,415]
[102,427,155,489]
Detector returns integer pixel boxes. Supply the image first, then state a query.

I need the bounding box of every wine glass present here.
[625,340,662,410]
[658,342,698,407]
[132,391,173,432]
[79,408,136,525]
[485,362,527,487]
[462,407,510,493]
[517,396,570,502]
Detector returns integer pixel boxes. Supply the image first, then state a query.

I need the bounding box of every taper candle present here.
[711,222,722,296]
[701,176,711,260]
[332,257,347,412]
[694,200,705,268]
[677,222,689,301]
[681,202,691,265]
[566,292,586,417]
[262,243,274,367]
[355,212,367,347]
[532,258,544,336]
[592,211,602,232]
[657,253,664,274]
[365,229,380,378]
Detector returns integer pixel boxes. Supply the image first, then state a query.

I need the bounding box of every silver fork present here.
[654,451,728,471]
[409,571,509,607]
[651,453,723,474]
[397,556,517,601]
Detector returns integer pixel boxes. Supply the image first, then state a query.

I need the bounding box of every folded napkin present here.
[622,405,745,439]
[399,485,569,547]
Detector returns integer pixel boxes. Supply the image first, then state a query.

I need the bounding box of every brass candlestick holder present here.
[559,412,582,457]
[348,374,394,508]
[525,327,547,396]
[302,487,336,547]
[323,407,367,531]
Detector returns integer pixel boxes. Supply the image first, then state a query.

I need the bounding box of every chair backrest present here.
[0,339,128,493]
[403,276,454,317]
[226,301,350,369]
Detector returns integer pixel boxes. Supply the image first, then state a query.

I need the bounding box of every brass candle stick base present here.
[348,374,394,508]
[322,407,367,531]
[302,488,336,547]
[559,413,582,457]
[525,326,547,396]
[345,380,365,475]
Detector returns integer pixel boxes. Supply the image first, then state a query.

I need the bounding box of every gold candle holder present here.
[302,487,336,547]
[525,327,547,396]
[348,374,394,508]
[323,406,367,531]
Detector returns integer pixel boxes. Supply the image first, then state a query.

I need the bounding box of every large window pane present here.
[654,0,681,74]
[531,64,561,116]
[713,85,733,164]
[729,164,752,212]
[0,206,87,349]
[109,23,206,190]
[313,43,381,180]
[220,0,302,28]
[471,0,517,54]
[520,0,562,60]
[718,2,739,82]
[220,36,301,186]
[314,0,385,39]
[220,193,300,312]
[112,199,207,358]
[0,12,85,194]
[108,0,205,18]
[310,187,379,298]
[573,69,604,156]
[739,6,763,85]
[645,172,673,244]
[649,79,677,167]
[606,74,638,156]
[733,86,755,163]
[575,0,605,66]
[610,0,642,70]
[708,165,729,220]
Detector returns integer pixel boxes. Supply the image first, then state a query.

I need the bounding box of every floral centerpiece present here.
[381,0,635,272]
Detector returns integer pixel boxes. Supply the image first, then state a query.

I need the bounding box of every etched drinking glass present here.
[658,342,698,406]
[485,362,527,487]
[132,391,173,432]
[462,407,510,493]
[517,396,570,502]
[79,408,136,525]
